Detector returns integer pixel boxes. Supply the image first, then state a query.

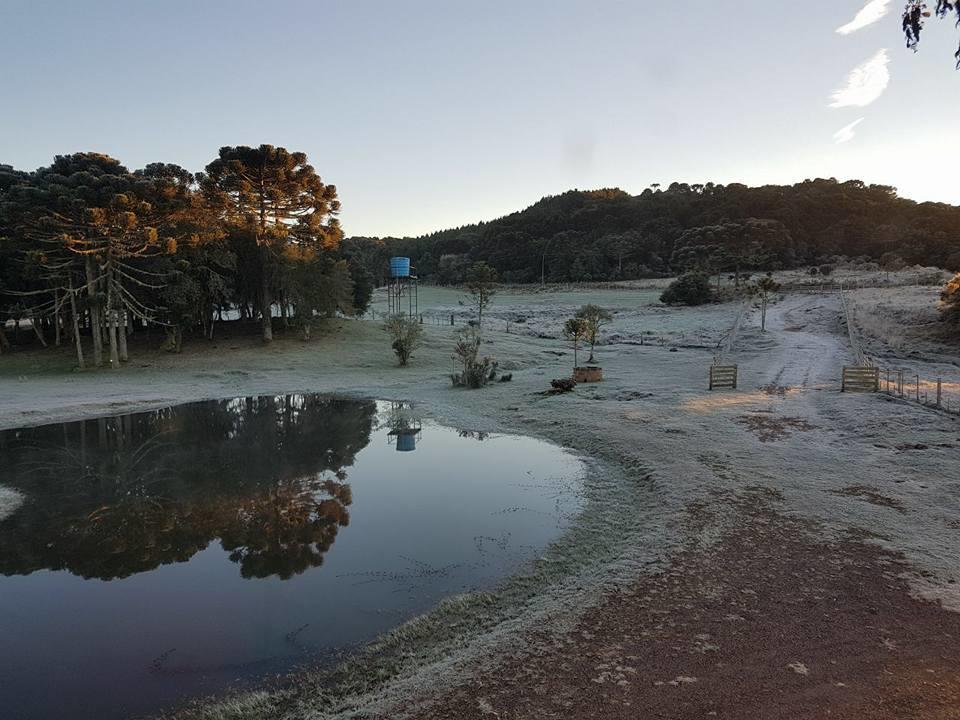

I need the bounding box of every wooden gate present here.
[841,366,879,393]
[709,365,738,390]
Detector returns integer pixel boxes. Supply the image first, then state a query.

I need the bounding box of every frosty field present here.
[1,275,958,719]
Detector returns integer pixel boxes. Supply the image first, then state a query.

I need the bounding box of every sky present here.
[1,0,958,237]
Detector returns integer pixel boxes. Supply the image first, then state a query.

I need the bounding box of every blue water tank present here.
[396,432,417,452]
[390,257,411,278]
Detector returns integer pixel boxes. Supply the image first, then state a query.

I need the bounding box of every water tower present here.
[387,256,418,317]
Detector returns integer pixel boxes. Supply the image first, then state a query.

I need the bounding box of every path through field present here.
[409,292,960,720]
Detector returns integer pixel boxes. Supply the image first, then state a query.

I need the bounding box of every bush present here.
[940,274,960,325]
[384,314,422,366]
[660,272,713,306]
[819,264,834,276]
[450,327,498,388]
[550,377,577,393]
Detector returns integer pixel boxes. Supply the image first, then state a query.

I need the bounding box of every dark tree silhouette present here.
[903,1,960,68]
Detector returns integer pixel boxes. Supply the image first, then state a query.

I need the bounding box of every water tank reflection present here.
[384,401,423,452]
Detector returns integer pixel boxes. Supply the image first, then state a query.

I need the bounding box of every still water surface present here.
[0,395,582,720]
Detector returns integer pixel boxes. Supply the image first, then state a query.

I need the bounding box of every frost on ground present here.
[370,284,737,348]
[1,275,959,720]
[846,285,960,409]
[0,485,23,521]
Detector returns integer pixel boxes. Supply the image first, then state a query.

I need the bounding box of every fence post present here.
[937,378,942,408]
[450,313,454,326]
[916,375,920,402]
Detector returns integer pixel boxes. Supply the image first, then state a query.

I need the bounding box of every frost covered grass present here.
[3,276,960,719]
[0,485,23,521]
[846,284,960,410]
[371,284,739,348]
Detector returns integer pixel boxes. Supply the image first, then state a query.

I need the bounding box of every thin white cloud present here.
[836,0,892,35]
[829,49,890,108]
[833,117,865,143]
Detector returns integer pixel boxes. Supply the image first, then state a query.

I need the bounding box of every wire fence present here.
[713,300,748,366]
[878,368,960,417]
[834,284,960,416]
[838,284,869,367]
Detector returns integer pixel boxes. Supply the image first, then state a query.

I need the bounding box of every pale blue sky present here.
[1,0,957,236]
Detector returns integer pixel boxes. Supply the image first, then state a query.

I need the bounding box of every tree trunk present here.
[106,276,119,368]
[32,317,48,347]
[259,245,273,342]
[54,289,62,347]
[69,283,85,369]
[200,303,211,340]
[118,310,128,362]
[84,256,103,367]
[0,325,8,353]
[261,279,273,342]
[108,309,119,367]
[257,180,273,343]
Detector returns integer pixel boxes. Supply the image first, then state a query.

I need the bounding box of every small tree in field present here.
[451,326,497,387]
[384,314,422,366]
[464,261,498,328]
[563,317,589,370]
[751,274,781,332]
[575,304,612,364]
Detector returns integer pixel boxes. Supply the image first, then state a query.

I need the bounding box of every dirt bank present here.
[412,490,960,720]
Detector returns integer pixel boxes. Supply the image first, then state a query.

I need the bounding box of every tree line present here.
[0,146,373,367]
[345,180,960,285]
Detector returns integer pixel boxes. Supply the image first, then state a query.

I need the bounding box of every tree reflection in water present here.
[0,395,376,580]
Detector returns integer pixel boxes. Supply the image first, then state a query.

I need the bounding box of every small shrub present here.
[660,272,713,306]
[550,377,577,393]
[451,327,498,388]
[500,373,513,382]
[818,264,834,276]
[384,314,422,366]
[940,273,960,325]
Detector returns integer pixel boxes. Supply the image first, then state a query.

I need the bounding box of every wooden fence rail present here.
[709,364,738,390]
[841,366,879,393]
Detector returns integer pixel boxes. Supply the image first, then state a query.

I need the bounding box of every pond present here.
[0,395,583,720]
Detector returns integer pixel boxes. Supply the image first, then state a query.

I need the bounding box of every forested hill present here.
[344,180,960,284]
